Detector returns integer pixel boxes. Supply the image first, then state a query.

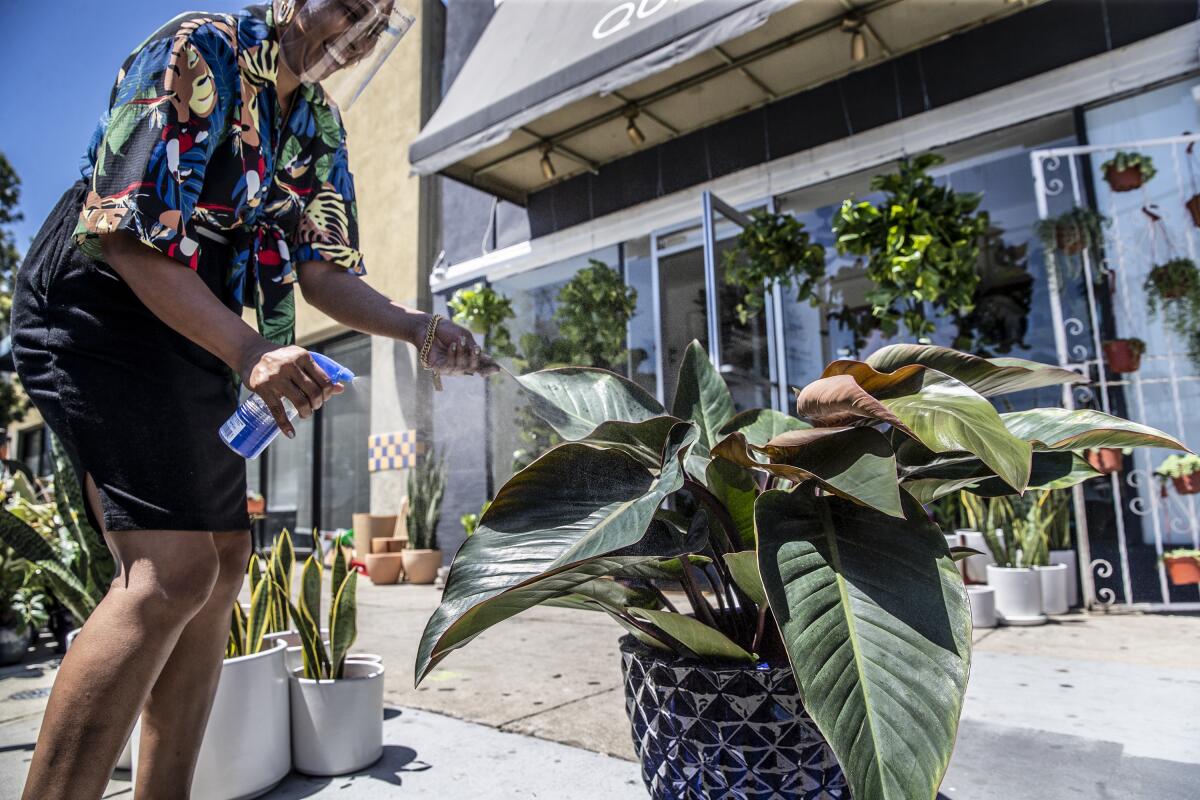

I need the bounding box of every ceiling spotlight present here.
[625,109,646,146]
[842,17,867,62]
[539,144,556,180]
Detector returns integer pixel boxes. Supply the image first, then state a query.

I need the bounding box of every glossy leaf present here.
[718,408,811,447]
[544,579,662,613]
[756,488,971,800]
[901,449,1098,502]
[582,416,696,472]
[245,577,271,656]
[415,427,696,684]
[516,367,664,440]
[865,344,1082,397]
[722,551,767,606]
[672,341,735,480]
[1001,408,1189,452]
[706,457,758,547]
[628,607,756,663]
[329,570,358,679]
[794,375,915,434]
[713,428,904,518]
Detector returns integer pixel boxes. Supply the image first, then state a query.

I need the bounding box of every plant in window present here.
[952,228,1033,356]
[723,209,826,324]
[1101,150,1157,192]
[447,282,517,358]
[417,340,1185,800]
[1033,206,1109,258]
[832,153,990,341]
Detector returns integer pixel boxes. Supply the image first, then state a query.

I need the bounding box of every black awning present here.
[410,0,794,193]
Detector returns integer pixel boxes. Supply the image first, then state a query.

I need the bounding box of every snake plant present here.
[418,340,1187,800]
[289,544,358,680]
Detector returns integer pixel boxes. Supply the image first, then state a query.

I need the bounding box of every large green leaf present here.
[756,487,971,800]
[899,445,1098,501]
[706,457,758,548]
[544,578,662,613]
[516,367,664,440]
[582,416,696,472]
[713,428,904,518]
[865,344,1082,397]
[718,408,811,447]
[722,551,767,606]
[415,426,697,684]
[1000,408,1189,452]
[794,375,915,434]
[672,340,735,480]
[628,607,756,663]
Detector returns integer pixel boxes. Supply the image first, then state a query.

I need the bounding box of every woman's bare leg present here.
[133,529,250,799]
[19,475,222,800]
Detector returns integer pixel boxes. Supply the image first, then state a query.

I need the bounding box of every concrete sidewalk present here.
[0,581,1197,798]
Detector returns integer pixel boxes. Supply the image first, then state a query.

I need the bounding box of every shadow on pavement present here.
[270,744,431,798]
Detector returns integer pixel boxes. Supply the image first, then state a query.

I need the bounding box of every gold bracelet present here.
[419,313,444,391]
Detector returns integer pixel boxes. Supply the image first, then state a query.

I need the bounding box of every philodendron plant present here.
[417,341,1186,800]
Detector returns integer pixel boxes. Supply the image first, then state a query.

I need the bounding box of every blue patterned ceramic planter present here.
[620,636,846,799]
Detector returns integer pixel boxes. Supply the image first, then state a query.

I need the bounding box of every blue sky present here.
[0,1,245,250]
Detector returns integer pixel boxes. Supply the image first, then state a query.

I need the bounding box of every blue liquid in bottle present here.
[220,352,356,459]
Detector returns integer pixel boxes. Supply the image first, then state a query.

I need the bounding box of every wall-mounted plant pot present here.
[134,637,291,799]
[966,586,996,629]
[1102,339,1143,373]
[1086,448,1124,475]
[365,552,404,585]
[620,636,845,798]
[351,514,397,559]
[1049,549,1079,608]
[1164,556,1200,586]
[1054,225,1087,255]
[1035,563,1069,615]
[290,660,385,776]
[1104,166,1145,193]
[1172,472,1200,495]
[985,565,1047,626]
[1187,194,1200,228]
[402,549,442,584]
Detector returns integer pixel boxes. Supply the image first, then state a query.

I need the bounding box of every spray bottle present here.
[220,352,356,459]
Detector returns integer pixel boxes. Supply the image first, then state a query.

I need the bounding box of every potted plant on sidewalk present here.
[417,341,1183,800]
[1156,453,1200,495]
[1100,151,1157,192]
[288,547,384,776]
[1162,548,1200,585]
[723,209,826,324]
[0,545,45,665]
[403,450,447,584]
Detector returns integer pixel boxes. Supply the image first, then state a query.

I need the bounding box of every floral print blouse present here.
[74,3,365,346]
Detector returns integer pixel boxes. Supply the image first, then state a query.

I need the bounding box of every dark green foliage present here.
[723,210,826,324]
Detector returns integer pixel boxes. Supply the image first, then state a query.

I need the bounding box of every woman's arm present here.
[297,259,496,375]
[100,232,341,436]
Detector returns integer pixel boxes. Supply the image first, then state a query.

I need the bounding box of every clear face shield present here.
[278,0,415,111]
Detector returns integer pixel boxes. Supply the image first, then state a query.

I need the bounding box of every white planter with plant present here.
[986,565,1045,625]
[966,585,996,628]
[288,546,383,775]
[1048,549,1079,608]
[1036,563,1069,615]
[403,451,446,584]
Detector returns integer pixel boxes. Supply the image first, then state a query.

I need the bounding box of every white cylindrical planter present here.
[1049,549,1079,607]
[953,529,994,583]
[263,628,330,675]
[985,565,1046,626]
[65,627,134,770]
[290,660,384,776]
[133,637,290,799]
[1036,563,1069,615]
[966,586,996,629]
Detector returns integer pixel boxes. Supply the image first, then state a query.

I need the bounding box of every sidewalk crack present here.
[496,685,620,729]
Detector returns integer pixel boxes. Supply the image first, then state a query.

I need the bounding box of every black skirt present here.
[11,181,250,533]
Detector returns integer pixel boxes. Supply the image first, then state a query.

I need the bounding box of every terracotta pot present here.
[1164,556,1200,586]
[352,514,397,558]
[364,553,404,585]
[370,536,407,554]
[1104,165,1145,192]
[1087,448,1124,475]
[1186,194,1200,228]
[402,549,442,584]
[247,496,265,516]
[1102,339,1142,373]
[1173,472,1200,495]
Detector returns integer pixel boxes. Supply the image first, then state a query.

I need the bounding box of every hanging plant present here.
[1100,150,1157,192]
[1155,454,1200,496]
[1145,257,1200,304]
[1033,207,1109,257]
[447,282,517,357]
[1102,337,1145,373]
[832,153,990,340]
[723,209,826,324]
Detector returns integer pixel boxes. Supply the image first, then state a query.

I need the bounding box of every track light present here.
[625,108,646,146]
[539,144,556,180]
[842,17,867,62]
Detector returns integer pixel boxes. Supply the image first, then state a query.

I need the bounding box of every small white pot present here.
[133,638,290,799]
[290,659,384,776]
[1036,563,1070,615]
[952,529,994,583]
[65,626,133,770]
[985,565,1046,626]
[966,586,997,629]
[263,628,330,675]
[1049,549,1078,607]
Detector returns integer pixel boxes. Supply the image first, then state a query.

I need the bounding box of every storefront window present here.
[624,236,658,397]
[319,336,372,531]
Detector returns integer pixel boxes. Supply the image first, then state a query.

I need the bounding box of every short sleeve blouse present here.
[74,3,365,346]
